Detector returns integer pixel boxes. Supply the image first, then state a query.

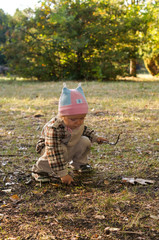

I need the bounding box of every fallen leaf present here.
[122,177,135,184]
[150,215,159,220]
[91,233,99,239]
[135,178,155,185]
[32,190,40,195]
[51,183,60,188]
[104,227,120,234]
[1,204,9,208]
[122,177,155,185]
[5,182,15,186]
[10,194,21,202]
[2,189,12,193]
[104,180,110,185]
[94,214,105,220]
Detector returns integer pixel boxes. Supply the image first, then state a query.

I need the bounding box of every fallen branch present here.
[103,133,121,145]
[0,154,23,157]
[119,230,144,235]
[104,227,144,235]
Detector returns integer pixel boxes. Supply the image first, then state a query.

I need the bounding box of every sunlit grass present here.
[0,76,159,238]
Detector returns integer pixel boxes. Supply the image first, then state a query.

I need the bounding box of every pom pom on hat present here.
[58,83,88,116]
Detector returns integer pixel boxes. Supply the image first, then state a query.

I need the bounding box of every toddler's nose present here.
[75,119,83,126]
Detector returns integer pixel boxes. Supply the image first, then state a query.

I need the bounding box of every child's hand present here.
[97,137,108,144]
[61,174,74,185]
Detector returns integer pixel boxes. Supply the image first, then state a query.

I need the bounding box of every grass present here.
[0,76,159,240]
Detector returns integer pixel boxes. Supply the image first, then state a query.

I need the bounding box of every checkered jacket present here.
[36,117,98,176]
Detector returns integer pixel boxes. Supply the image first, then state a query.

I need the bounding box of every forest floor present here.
[0,77,159,240]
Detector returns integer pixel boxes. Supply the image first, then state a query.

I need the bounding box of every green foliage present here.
[2,0,159,79]
[141,1,159,76]
[141,1,159,58]
[0,9,11,65]
[2,0,127,80]
[144,54,159,76]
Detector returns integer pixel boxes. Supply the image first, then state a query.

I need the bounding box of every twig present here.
[103,133,121,145]
[0,154,23,157]
[119,230,144,235]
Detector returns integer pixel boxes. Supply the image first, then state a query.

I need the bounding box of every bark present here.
[130,58,137,77]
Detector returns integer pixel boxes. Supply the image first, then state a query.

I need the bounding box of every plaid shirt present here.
[36,117,98,176]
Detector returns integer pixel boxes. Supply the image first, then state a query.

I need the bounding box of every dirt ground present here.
[0,170,159,240]
[0,79,159,239]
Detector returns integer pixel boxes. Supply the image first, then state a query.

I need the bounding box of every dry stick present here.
[103,133,121,145]
[0,154,23,157]
[119,230,144,235]
[105,228,143,235]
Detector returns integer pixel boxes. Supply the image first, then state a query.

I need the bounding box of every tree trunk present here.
[130,58,137,77]
[76,51,84,79]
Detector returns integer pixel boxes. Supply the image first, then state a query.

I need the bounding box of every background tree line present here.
[0,0,158,81]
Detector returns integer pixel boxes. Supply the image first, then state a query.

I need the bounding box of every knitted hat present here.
[58,83,88,116]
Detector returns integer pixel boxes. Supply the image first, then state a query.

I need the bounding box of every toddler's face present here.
[62,114,86,129]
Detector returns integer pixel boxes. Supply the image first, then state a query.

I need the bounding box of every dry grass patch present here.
[0,78,159,240]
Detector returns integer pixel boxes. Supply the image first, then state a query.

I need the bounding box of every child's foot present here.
[32,172,50,182]
[78,164,93,173]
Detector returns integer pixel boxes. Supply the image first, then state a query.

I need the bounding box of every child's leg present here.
[69,136,91,170]
[32,158,53,175]
[32,144,68,176]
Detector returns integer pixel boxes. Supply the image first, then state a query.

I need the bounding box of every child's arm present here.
[83,126,108,143]
[96,137,108,144]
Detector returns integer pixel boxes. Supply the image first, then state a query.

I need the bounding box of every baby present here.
[32,84,107,184]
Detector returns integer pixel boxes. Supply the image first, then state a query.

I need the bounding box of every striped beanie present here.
[58,83,88,116]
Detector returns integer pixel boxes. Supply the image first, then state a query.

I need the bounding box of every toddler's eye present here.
[70,117,85,122]
[70,119,77,121]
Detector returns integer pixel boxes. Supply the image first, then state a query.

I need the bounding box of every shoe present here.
[78,164,93,173]
[32,172,50,182]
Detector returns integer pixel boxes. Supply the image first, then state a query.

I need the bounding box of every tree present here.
[4,0,127,80]
[141,1,159,75]
[4,8,59,80]
[3,0,158,80]
[0,9,11,65]
[117,0,152,77]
